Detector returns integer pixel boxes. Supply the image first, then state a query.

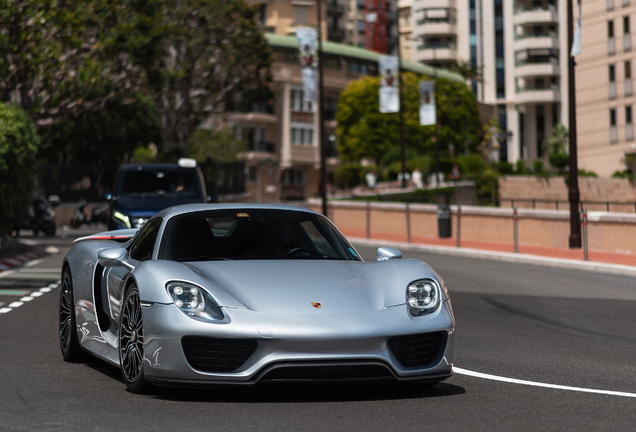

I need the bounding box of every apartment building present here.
[576,0,636,177]
[405,0,569,166]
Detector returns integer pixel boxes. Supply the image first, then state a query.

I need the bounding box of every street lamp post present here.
[567,0,581,248]
[316,0,328,217]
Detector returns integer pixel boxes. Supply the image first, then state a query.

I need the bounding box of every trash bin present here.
[437,204,451,238]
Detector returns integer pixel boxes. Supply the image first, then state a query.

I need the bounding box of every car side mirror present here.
[377,247,403,261]
[98,248,134,270]
[102,192,113,201]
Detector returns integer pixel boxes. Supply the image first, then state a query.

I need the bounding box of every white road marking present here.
[454,367,636,398]
[0,280,60,315]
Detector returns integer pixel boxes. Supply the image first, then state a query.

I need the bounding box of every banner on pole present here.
[570,0,582,57]
[297,28,318,103]
[379,56,399,113]
[419,81,436,126]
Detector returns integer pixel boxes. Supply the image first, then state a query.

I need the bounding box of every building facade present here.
[405,0,569,167]
[576,0,636,177]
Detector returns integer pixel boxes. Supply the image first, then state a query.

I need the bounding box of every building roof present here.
[265,33,465,84]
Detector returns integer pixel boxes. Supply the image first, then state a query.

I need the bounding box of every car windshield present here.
[118,168,201,198]
[159,209,361,261]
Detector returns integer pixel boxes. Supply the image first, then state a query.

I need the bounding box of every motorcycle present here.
[70,200,87,228]
[15,195,59,236]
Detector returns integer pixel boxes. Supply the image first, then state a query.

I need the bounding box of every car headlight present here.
[407,279,441,316]
[113,211,131,229]
[166,281,224,322]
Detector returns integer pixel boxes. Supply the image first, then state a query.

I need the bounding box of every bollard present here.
[405,202,411,243]
[456,204,461,248]
[582,209,588,261]
[366,200,371,239]
[513,206,518,253]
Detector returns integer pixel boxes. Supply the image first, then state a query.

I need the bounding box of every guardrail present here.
[502,198,636,213]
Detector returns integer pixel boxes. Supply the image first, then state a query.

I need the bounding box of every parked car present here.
[106,158,207,230]
[60,203,455,393]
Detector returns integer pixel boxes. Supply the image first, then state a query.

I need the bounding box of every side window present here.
[129,218,162,261]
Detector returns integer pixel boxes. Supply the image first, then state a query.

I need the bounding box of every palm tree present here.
[542,123,569,155]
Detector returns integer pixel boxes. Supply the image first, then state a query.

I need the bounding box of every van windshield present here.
[118,169,202,198]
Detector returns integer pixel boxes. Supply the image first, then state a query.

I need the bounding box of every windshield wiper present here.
[177,256,232,262]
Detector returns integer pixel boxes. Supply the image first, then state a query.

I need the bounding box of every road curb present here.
[350,238,636,278]
[0,245,52,274]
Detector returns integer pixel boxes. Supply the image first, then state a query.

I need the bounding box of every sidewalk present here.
[341,229,636,269]
[0,238,49,274]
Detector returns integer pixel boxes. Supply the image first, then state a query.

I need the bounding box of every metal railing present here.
[503,198,636,213]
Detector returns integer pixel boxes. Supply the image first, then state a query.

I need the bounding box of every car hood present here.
[115,196,203,215]
[181,259,431,313]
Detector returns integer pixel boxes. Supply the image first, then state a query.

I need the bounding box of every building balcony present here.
[245,141,275,154]
[326,2,345,15]
[515,84,561,104]
[513,32,559,52]
[413,0,456,8]
[328,27,346,40]
[513,5,558,26]
[413,43,457,63]
[227,111,277,124]
[515,58,560,78]
[412,21,457,37]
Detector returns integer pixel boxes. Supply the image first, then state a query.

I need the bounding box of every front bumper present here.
[142,299,455,386]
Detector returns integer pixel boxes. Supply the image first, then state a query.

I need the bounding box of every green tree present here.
[143,0,273,149]
[451,61,483,84]
[0,0,146,125]
[336,73,480,164]
[187,127,245,163]
[0,103,40,234]
[542,123,569,155]
[38,93,162,195]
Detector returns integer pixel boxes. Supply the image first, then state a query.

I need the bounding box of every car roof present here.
[154,203,321,220]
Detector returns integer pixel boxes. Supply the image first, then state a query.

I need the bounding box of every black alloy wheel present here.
[59,267,85,362]
[119,283,149,393]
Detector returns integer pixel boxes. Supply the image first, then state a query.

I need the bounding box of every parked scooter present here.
[70,200,87,228]
[15,195,59,236]
[71,200,110,228]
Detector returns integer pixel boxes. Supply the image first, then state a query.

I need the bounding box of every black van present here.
[107,159,207,230]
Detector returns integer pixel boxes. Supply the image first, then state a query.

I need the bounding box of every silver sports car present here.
[60,204,455,393]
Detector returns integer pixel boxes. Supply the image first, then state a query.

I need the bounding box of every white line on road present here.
[454,367,636,398]
[0,308,11,314]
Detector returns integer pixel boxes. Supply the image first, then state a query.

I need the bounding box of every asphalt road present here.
[1,230,635,431]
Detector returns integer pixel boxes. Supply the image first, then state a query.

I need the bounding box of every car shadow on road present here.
[151,381,465,403]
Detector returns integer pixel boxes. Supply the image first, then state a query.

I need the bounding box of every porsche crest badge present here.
[311,302,322,309]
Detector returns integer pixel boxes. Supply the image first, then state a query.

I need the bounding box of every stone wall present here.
[499,176,636,212]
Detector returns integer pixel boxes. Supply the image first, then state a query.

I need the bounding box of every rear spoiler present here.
[74,228,139,244]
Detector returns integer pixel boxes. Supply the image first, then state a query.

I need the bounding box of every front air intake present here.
[388,331,446,368]
[182,336,257,372]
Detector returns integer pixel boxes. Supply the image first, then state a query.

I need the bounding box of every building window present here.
[627,60,632,78]
[247,166,257,182]
[294,5,308,25]
[609,20,615,38]
[259,4,267,26]
[627,106,633,124]
[290,89,313,112]
[536,105,545,158]
[325,96,338,120]
[625,16,631,33]
[357,19,365,33]
[291,127,314,145]
[610,64,616,81]
[610,108,617,126]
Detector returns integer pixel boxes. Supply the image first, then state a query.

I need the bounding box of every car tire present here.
[119,282,150,394]
[59,267,86,362]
